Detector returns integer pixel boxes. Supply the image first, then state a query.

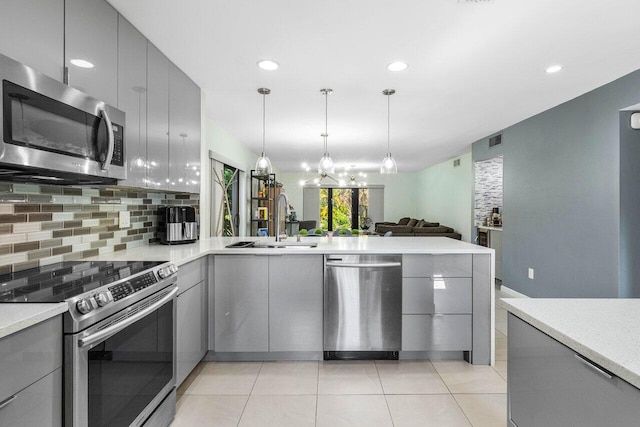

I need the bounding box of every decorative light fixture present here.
[255,88,273,176]
[380,89,398,174]
[318,88,335,175]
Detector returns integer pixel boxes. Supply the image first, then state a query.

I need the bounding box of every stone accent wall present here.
[0,182,198,274]
[474,156,503,225]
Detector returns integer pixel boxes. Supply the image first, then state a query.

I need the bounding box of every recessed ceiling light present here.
[387,61,408,72]
[70,59,94,69]
[301,162,308,169]
[545,65,563,74]
[257,59,279,71]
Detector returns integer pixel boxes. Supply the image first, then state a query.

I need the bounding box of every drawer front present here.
[402,254,472,278]
[403,278,472,314]
[509,314,640,426]
[0,368,62,427]
[403,255,432,277]
[433,254,472,278]
[178,256,207,295]
[402,314,471,351]
[0,316,62,399]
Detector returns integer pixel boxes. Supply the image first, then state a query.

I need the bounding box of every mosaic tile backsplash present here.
[0,182,199,274]
[474,156,503,225]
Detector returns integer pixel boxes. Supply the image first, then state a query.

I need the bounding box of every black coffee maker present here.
[158,206,198,244]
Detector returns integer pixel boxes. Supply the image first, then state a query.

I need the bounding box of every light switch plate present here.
[119,211,131,229]
[631,113,640,129]
[528,268,534,280]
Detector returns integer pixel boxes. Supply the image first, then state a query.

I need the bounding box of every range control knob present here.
[169,264,178,274]
[76,298,94,315]
[157,267,169,279]
[95,291,113,307]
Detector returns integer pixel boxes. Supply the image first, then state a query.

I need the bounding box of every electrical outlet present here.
[119,211,131,229]
[528,268,534,280]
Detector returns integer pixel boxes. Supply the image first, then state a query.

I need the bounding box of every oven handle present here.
[78,287,178,349]
[99,108,115,171]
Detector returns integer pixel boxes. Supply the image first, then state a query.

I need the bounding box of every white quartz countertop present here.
[501,298,640,390]
[87,236,493,266]
[0,303,67,340]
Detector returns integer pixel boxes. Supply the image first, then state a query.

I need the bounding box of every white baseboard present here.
[499,284,529,298]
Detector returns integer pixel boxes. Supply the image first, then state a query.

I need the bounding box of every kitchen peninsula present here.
[87,236,496,370]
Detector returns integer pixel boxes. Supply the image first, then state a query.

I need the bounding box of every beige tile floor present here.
[172,286,512,427]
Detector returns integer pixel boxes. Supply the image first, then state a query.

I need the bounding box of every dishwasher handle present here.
[326,262,401,268]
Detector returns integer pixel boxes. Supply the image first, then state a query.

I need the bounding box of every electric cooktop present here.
[0,261,166,303]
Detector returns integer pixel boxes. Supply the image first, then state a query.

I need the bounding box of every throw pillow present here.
[407,219,418,227]
[397,217,411,225]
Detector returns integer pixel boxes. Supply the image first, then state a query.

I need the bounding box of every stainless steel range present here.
[0,260,178,427]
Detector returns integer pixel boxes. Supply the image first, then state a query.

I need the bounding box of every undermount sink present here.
[253,241,318,249]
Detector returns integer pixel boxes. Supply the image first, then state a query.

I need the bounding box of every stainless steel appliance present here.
[0,260,178,427]
[324,255,402,359]
[0,53,126,184]
[158,206,198,245]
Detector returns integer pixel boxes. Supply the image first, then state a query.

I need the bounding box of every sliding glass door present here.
[320,187,368,231]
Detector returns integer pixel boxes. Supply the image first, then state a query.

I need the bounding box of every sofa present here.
[375,217,462,240]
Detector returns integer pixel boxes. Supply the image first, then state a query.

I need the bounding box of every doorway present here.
[319,187,369,231]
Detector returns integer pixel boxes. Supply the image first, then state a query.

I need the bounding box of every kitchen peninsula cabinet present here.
[118,16,148,189]
[64,0,118,106]
[268,255,323,352]
[0,316,62,427]
[0,0,64,81]
[508,313,640,426]
[214,256,269,352]
[213,255,324,354]
[176,257,208,386]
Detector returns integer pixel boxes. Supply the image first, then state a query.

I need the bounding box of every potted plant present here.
[299,229,308,235]
[351,229,360,235]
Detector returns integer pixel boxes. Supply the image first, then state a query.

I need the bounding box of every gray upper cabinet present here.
[117,16,148,188]
[214,256,269,352]
[169,63,201,193]
[268,255,323,352]
[0,0,64,80]
[146,43,170,189]
[64,0,118,106]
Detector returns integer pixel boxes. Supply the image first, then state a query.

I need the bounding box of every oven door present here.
[0,53,126,182]
[65,286,177,427]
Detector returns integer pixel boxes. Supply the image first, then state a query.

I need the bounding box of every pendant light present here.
[318,88,335,174]
[380,89,398,174]
[255,88,273,176]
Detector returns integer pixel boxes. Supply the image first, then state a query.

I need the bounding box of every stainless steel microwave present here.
[0,54,126,184]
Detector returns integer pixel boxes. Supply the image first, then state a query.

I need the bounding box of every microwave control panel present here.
[111,124,124,166]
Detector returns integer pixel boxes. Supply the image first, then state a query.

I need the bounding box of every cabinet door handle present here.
[0,395,16,410]
[575,354,614,380]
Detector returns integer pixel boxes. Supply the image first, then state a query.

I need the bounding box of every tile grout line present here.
[431,360,475,426]
[236,362,263,427]
[374,360,395,427]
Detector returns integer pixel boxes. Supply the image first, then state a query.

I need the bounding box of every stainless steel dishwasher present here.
[324,254,402,359]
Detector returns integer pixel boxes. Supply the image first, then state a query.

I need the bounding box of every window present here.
[319,187,368,231]
[223,164,239,236]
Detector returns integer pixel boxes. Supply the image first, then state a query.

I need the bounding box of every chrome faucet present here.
[274,192,289,242]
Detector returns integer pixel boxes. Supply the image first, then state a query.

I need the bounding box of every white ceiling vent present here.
[489,134,502,148]
[453,159,461,167]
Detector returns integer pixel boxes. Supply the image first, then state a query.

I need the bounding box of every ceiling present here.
[108,0,640,172]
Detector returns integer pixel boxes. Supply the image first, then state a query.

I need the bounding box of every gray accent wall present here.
[619,110,640,297]
[473,69,640,298]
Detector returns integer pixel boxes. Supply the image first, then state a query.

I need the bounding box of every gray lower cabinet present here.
[0,0,64,80]
[0,316,62,426]
[118,16,148,188]
[403,254,473,278]
[146,43,170,189]
[214,256,269,352]
[508,314,640,426]
[402,315,471,351]
[177,280,207,386]
[268,255,323,352]
[64,0,118,106]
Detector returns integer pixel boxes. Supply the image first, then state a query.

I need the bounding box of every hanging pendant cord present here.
[324,91,329,153]
[387,93,391,154]
[262,94,266,154]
